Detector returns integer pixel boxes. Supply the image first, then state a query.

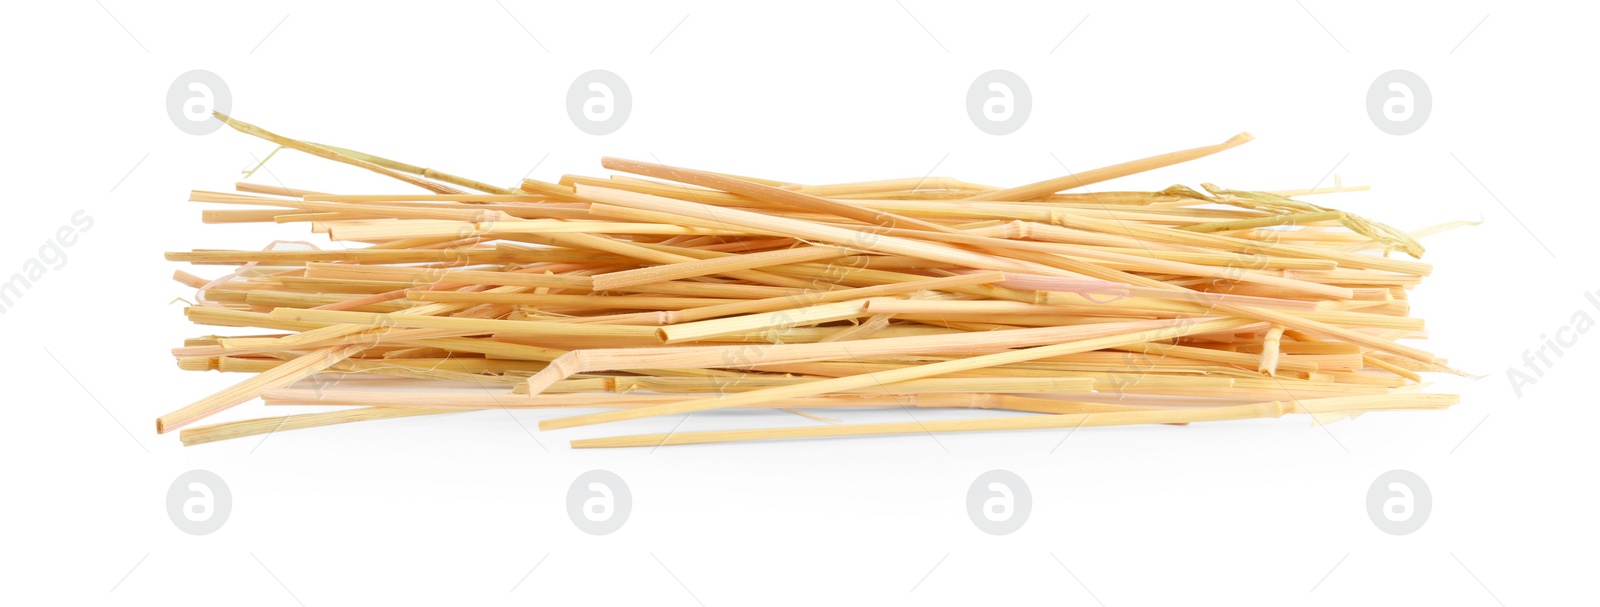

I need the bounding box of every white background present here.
[1,1,1594,605]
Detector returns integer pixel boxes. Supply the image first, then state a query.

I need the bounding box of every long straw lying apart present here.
[164,113,1463,448]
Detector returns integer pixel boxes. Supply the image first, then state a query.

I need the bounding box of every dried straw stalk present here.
[158,114,1460,448]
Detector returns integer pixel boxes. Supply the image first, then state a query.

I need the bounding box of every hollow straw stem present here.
[263,379,1094,410]
[407,292,745,309]
[307,142,518,195]
[213,112,463,195]
[962,133,1254,201]
[639,270,1008,325]
[845,222,1357,300]
[656,300,871,344]
[266,308,661,340]
[591,245,854,290]
[575,186,1065,276]
[522,316,1214,395]
[575,401,1289,448]
[156,343,366,433]
[1180,210,1346,233]
[601,156,956,233]
[538,317,1254,430]
[217,283,544,352]
[180,406,457,446]
[538,232,821,290]
[187,393,1144,446]
[1048,211,1433,275]
[571,392,1460,448]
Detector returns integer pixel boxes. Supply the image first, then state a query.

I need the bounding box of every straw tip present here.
[1229,132,1255,145]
